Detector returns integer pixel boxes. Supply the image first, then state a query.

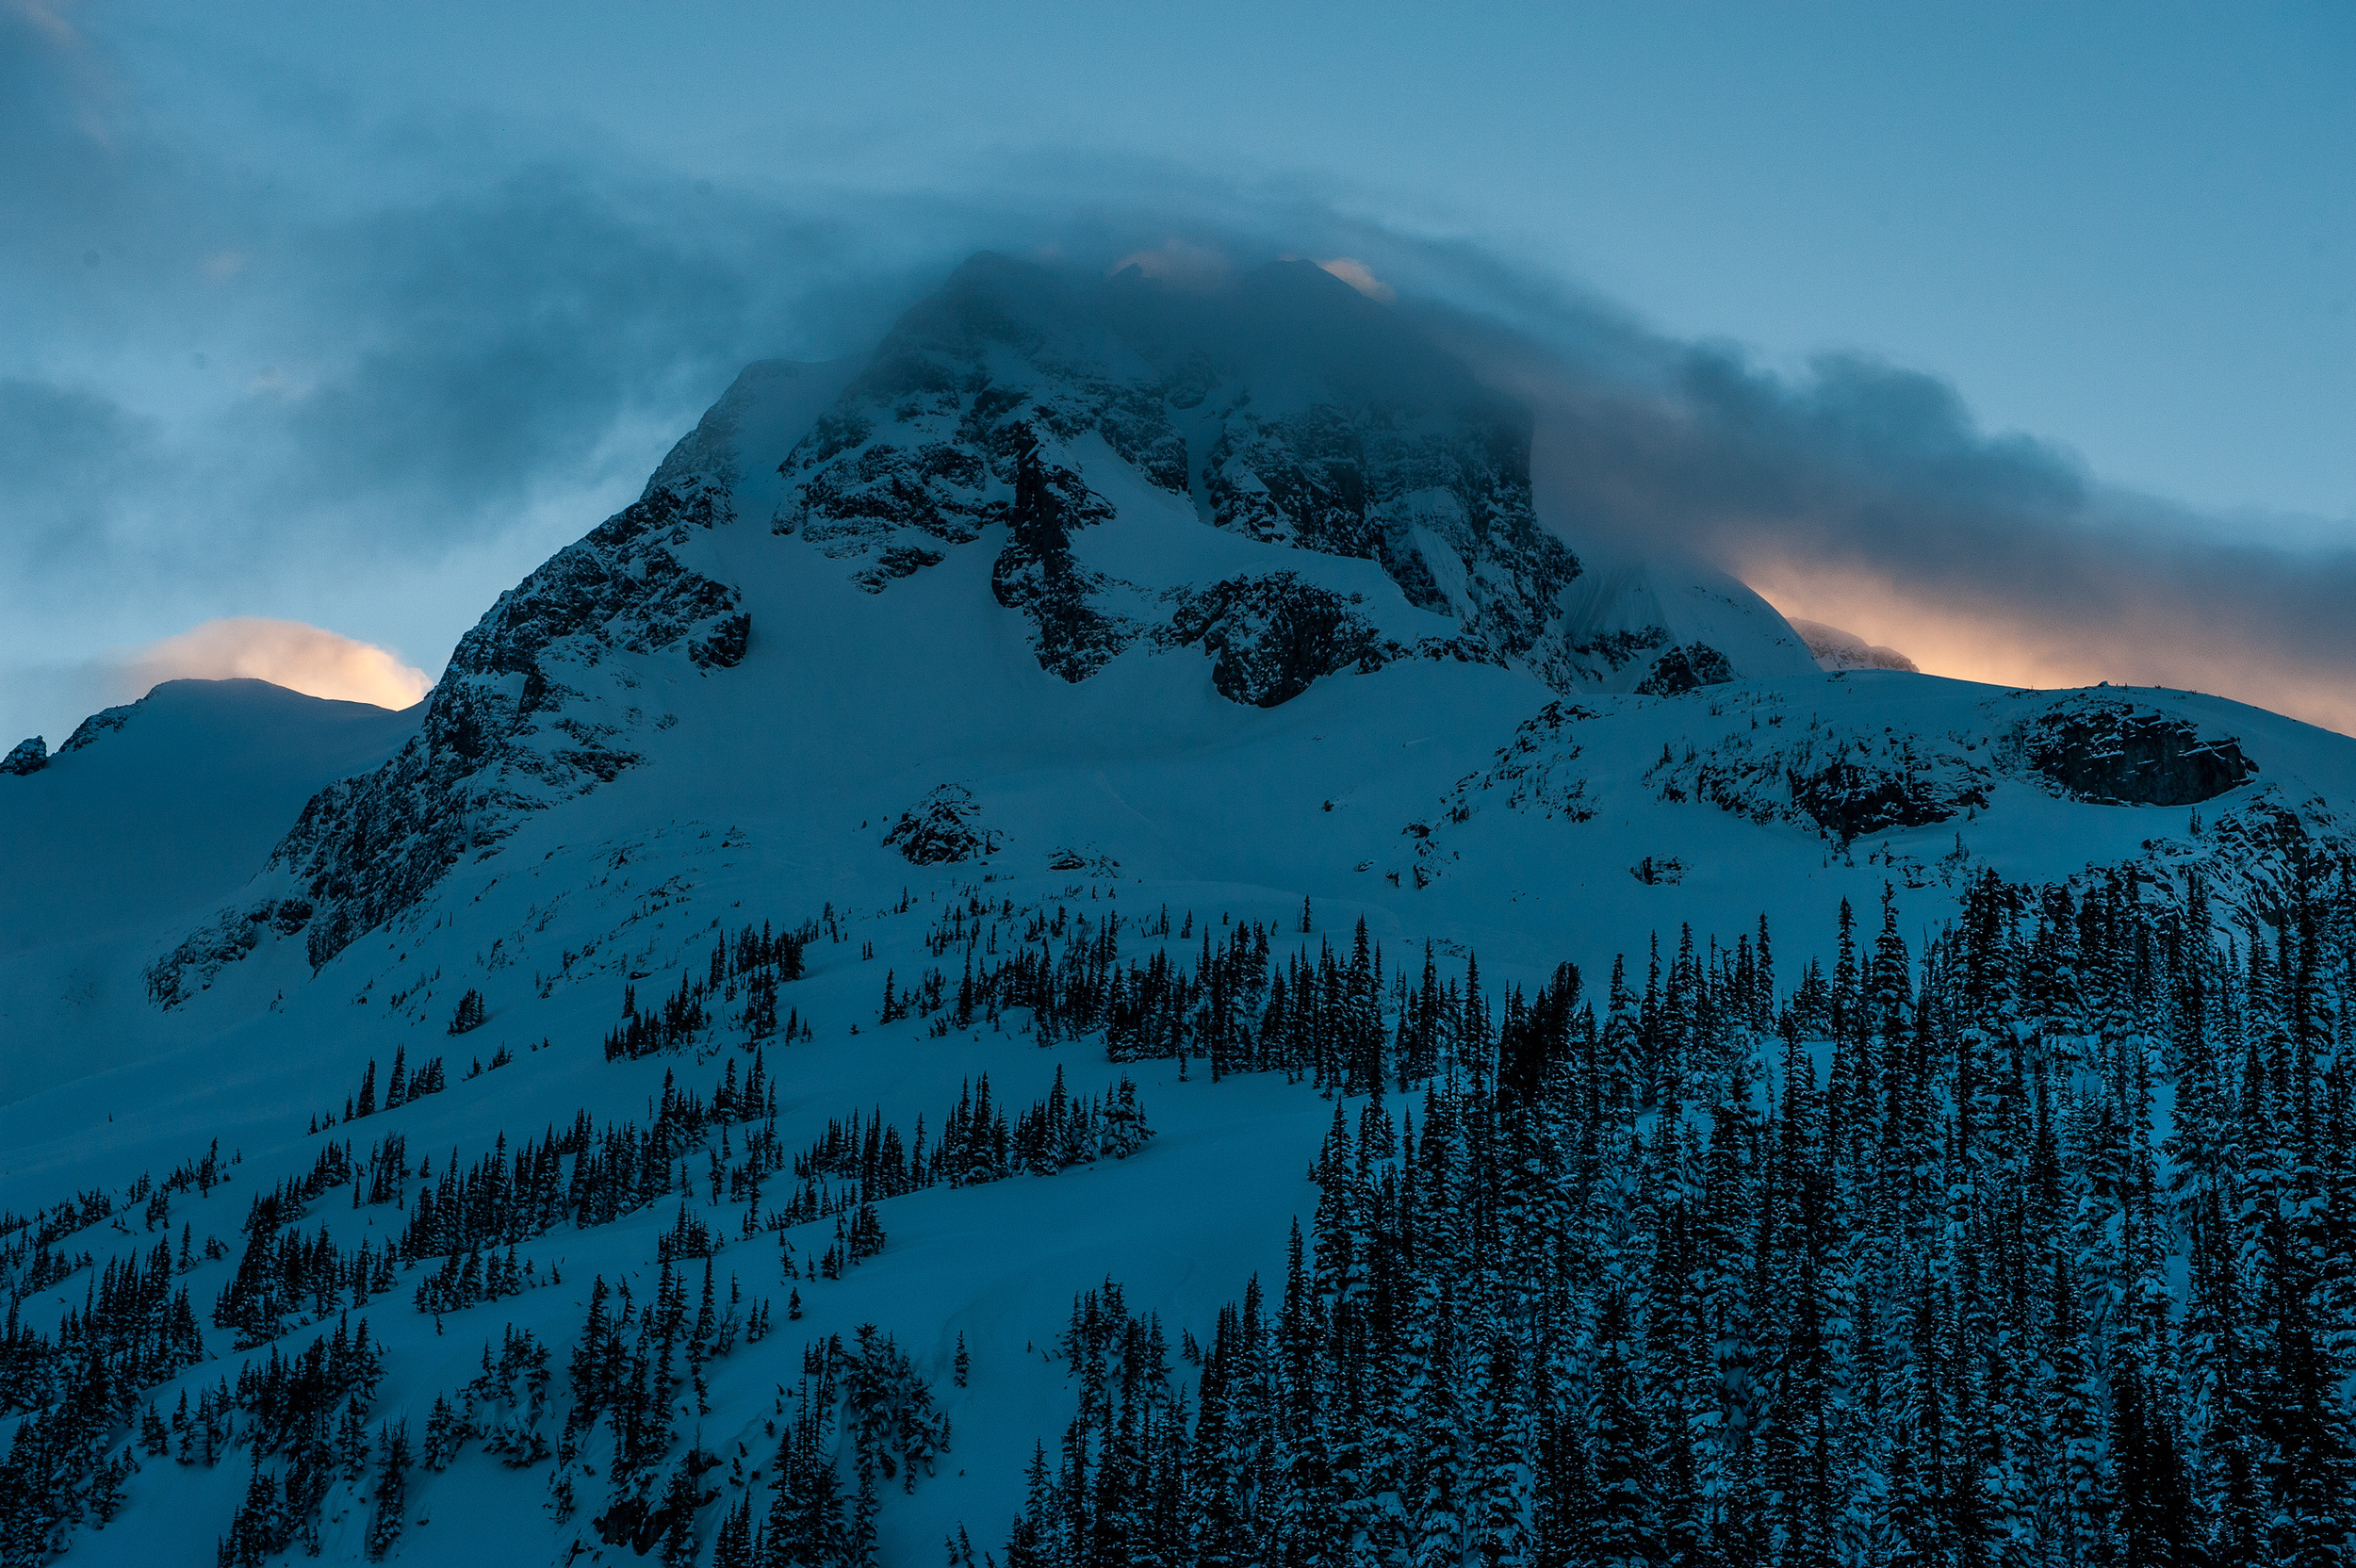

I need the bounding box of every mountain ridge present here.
[174,254,1813,991]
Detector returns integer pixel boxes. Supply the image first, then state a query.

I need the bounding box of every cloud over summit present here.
[4,7,2351,740]
[124,619,430,712]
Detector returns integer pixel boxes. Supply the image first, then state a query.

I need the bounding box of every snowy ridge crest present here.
[154,455,757,992]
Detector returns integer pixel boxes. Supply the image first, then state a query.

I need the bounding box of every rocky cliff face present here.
[196,364,858,981]
[2019,697,2257,806]
[1424,680,2280,884]
[268,477,749,966]
[768,254,1600,693]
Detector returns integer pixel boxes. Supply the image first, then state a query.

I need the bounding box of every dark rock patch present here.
[1572,628,1668,672]
[886,785,1001,865]
[1788,753,1987,844]
[2,736,45,776]
[1634,642,1735,696]
[59,703,136,754]
[688,611,751,669]
[143,897,315,1008]
[254,478,750,977]
[1163,573,1399,708]
[2020,701,2256,806]
[990,433,1134,682]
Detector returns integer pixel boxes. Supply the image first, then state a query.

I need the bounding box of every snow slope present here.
[0,679,417,1102]
[7,255,2356,1567]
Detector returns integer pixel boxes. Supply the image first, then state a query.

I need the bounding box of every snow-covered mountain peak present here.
[183,254,1827,985]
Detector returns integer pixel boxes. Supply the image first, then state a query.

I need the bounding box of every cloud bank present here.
[122,619,430,710]
[4,4,2351,743]
[1497,341,2356,733]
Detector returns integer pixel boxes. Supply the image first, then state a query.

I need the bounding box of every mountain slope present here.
[0,678,417,1102]
[6,257,2356,1568]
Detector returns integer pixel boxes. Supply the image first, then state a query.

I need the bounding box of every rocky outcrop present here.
[1569,629,1668,674]
[770,255,1594,702]
[142,897,314,1008]
[885,785,1001,865]
[775,255,1188,591]
[1633,642,1736,696]
[1650,726,1992,846]
[1161,574,1397,707]
[2,736,44,776]
[990,433,1136,682]
[59,703,137,754]
[261,449,755,972]
[2018,700,2255,806]
[1184,266,1582,675]
[1195,396,1577,669]
[1786,748,1987,843]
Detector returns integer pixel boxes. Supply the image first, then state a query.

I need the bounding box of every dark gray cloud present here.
[1495,332,2356,728]
[1,9,973,596]
[0,377,165,577]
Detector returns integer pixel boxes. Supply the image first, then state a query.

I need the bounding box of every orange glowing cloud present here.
[123,618,432,710]
[1316,257,1396,302]
[1746,561,2356,738]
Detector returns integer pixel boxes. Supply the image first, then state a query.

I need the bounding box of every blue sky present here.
[4,1,2351,739]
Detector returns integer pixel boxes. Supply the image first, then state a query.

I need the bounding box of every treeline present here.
[548,1253,794,1556]
[0,1042,796,1559]
[991,858,2356,1566]
[221,1051,787,1346]
[706,1326,954,1568]
[891,895,1451,1089]
[884,890,1797,1108]
[606,917,812,1059]
[0,1139,253,1559]
[2,1139,232,1302]
[773,1066,1154,1232]
[322,1043,449,1128]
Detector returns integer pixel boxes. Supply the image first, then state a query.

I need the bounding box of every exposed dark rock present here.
[2,736,45,776]
[1187,269,1581,670]
[1787,752,1988,844]
[1634,643,1736,696]
[259,480,749,972]
[687,611,751,669]
[1412,635,1510,670]
[776,255,1188,590]
[2020,700,2255,806]
[990,433,1136,682]
[142,897,315,1008]
[1643,723,1991,846]
[773,255,1591,694]
[885,785,1001,865]
[1434,699,1603,839]
[1571,628,1668,671]
[60,702,137,754]
[1162,573,1399,708]
[851,546,946,593]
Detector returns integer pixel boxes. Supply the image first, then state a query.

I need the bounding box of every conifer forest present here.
[6,852,2354,1566]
